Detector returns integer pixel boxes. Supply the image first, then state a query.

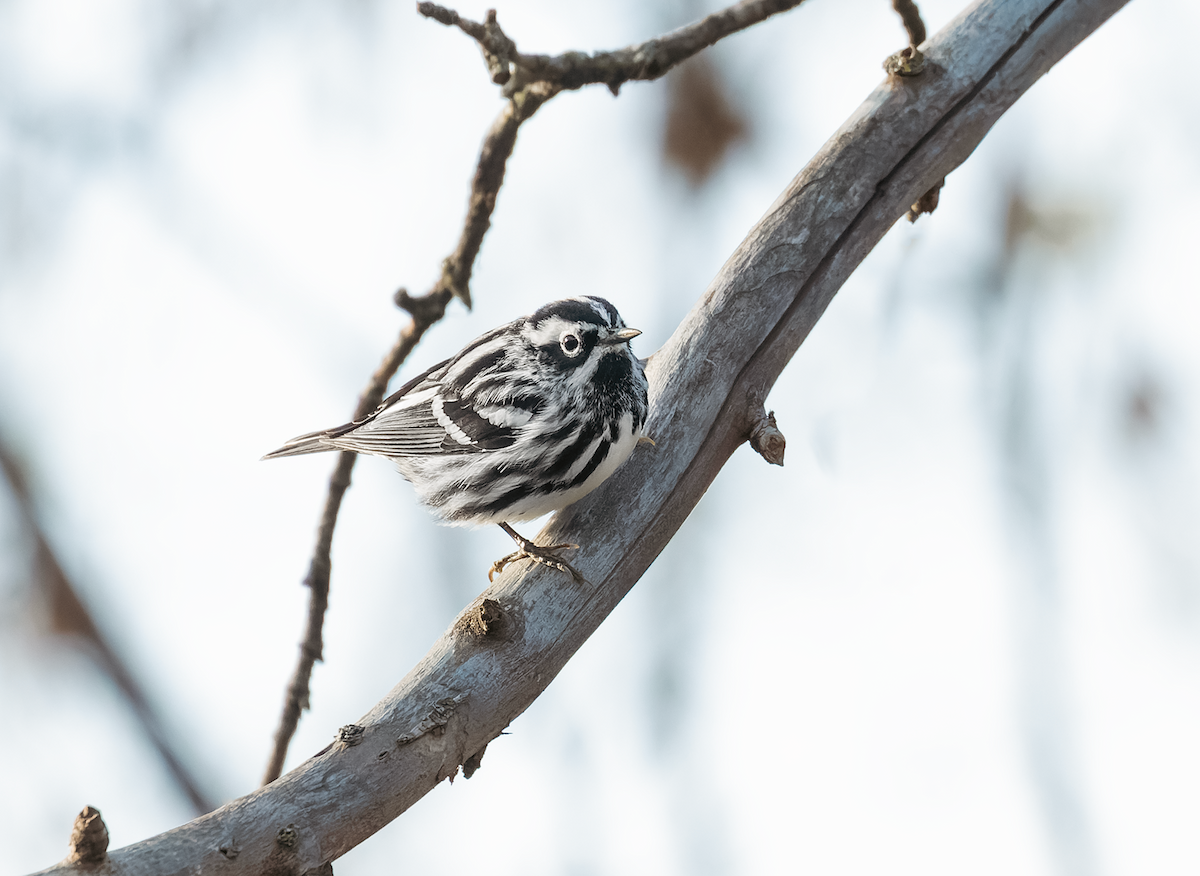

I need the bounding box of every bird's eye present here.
[560,332,582,356]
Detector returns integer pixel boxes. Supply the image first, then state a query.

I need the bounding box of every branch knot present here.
[749,409,786,466]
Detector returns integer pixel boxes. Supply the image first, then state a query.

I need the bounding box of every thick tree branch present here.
[33,0,1129,872]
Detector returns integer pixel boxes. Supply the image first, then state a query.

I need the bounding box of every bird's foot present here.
[490,524,587,584]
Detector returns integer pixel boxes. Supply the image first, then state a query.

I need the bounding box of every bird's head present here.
[523,296,641,374]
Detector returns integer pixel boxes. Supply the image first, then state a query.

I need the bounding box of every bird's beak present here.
[605,327,642,344]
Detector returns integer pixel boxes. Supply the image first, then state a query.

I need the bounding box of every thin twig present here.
[441,81,559,308]
[261,83,559,787]
[419,0,807,95]
[891,0,927,46]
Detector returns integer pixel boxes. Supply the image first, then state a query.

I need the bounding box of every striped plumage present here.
[265,296,649,579]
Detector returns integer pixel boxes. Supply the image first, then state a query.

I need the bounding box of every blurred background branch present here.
[0,435,216,815]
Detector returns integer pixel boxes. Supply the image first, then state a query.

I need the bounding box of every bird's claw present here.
[489,540,586,584]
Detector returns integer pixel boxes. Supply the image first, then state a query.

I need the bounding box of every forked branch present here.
[419,0,806,94]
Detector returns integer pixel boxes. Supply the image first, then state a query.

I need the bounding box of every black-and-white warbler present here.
[264,296,650,581]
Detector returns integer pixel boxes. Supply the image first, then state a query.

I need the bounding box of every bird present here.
[264,296,650,582]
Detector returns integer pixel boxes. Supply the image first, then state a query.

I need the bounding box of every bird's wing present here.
[267,349,539,459]
[262,357,451,460]
[331,385,530,456]
[264,318,544,461]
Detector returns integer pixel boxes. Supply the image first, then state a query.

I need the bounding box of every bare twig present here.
[261,80,559,787]
[418,6,518,86]
[892,0,927,46]
[0,439,216,816]
[884,0,928,76]
[26,1,1132,872]
[419,0,807,95]
[439,81,559,309]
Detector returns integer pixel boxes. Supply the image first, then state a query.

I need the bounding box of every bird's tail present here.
[261,429,340,460]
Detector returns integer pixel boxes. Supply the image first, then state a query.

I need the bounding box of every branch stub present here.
[66,806,109,865]
[749,410,786,466]
[455,597,512,641]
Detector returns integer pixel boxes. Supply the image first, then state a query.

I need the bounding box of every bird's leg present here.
[489,523,587,584]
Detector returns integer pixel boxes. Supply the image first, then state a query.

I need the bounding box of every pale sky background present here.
[2,0,1199,874]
